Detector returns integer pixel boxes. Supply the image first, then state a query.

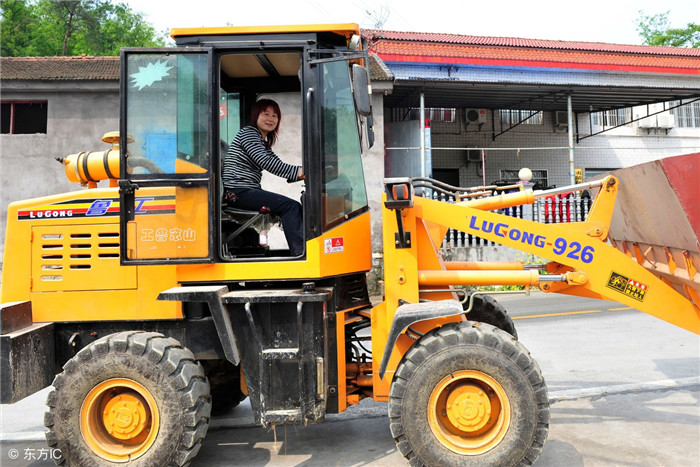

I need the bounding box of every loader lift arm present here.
[376,175,700,388]
[428,176,700,334]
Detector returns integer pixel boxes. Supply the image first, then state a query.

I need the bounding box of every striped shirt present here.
[222,126,301,190]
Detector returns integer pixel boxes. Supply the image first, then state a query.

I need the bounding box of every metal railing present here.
[431,190,593,249]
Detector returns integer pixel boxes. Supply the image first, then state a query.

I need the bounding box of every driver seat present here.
[222,206,280,257]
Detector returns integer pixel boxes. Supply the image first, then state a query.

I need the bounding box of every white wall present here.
[427,108,700,189]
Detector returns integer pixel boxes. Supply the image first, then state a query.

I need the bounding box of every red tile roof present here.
[363,29,700,75]
[362,29,700,56]
[1,56,119,80]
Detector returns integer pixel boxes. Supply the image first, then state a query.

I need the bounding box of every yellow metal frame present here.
[1,187,371,323]
[0,189,180,322]
[371,176,700,397]
[177,210,372,282]
[170,24,361,41]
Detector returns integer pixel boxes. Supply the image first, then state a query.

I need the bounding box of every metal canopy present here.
[384,80,700,114]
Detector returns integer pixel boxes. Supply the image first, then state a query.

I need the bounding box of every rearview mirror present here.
[352,64,372,117]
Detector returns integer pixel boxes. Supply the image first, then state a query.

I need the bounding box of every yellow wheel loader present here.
[1,24,699,466]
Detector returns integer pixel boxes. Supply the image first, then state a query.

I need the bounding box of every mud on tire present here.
[44,331,211,466]
[388,322,549,466]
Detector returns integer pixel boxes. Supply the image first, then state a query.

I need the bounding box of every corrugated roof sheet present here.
[362,28,700,112]
[362,29,700,57]
[0,56,119,80]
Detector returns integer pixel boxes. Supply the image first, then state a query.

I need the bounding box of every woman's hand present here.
[298,168,305,180]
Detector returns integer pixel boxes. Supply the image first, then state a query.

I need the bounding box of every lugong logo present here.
[606,271,647,302]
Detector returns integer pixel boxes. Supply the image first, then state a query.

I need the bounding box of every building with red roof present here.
[364,29,700,194]
[364,29,700,111]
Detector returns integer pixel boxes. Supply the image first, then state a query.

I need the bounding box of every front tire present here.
[45,331,211,466]
[389,322,549,466]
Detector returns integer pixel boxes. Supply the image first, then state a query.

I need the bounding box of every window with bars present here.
[388,107,456,123]
[670,100,700,128]
[591,108,631,127]
[499,109,543,125]
[1,101,48,134]
[429,108,456,122]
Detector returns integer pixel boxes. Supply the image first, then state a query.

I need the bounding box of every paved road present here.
[1,293,698,466]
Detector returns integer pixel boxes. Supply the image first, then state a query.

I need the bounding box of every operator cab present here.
[118,25,373,266]
[218,51,305,258]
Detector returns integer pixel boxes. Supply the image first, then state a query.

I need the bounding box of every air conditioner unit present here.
[555,111,569,127]
[466,149,481,162]
[465,108,487,124]
[638,112,675,129]
[656,113,675,129]
[637,117,655,128]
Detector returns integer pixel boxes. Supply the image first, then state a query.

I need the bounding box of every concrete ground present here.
[1,293,698,466]
[190,384,700,466]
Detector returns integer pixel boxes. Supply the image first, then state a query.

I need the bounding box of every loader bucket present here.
[607,153,700,308]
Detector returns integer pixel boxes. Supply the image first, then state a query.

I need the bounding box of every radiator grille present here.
[32,225,136,292]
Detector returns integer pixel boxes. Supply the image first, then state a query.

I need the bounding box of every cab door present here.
[119,48,215,264]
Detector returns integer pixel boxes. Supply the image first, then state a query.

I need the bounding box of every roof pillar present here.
[567,95,575,185]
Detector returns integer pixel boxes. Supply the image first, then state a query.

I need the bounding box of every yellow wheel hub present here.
[81,378,159,462]
[445,383,493,432]
[428,370,510,455]
[102,392,150,440]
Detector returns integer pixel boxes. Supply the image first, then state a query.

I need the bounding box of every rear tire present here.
[465,293,518,338]
[389,322,549,466]
[45,331,211,466]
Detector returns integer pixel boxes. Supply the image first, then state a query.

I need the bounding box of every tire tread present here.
[388,322,550,466]
[44,331,211,466]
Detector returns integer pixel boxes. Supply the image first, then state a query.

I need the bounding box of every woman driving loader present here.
[222,99,305,256]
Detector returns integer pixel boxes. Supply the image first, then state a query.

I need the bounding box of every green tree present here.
[1,0,167,56]
[0,0,40,55]
[637,10,700,48]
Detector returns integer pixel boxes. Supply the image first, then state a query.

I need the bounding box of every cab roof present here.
[170,24,360,40]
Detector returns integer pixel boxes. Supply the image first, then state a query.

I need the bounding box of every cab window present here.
[321,60,369,230]
[125,53,209,175]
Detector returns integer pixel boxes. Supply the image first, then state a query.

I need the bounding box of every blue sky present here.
[126,0,699,45]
